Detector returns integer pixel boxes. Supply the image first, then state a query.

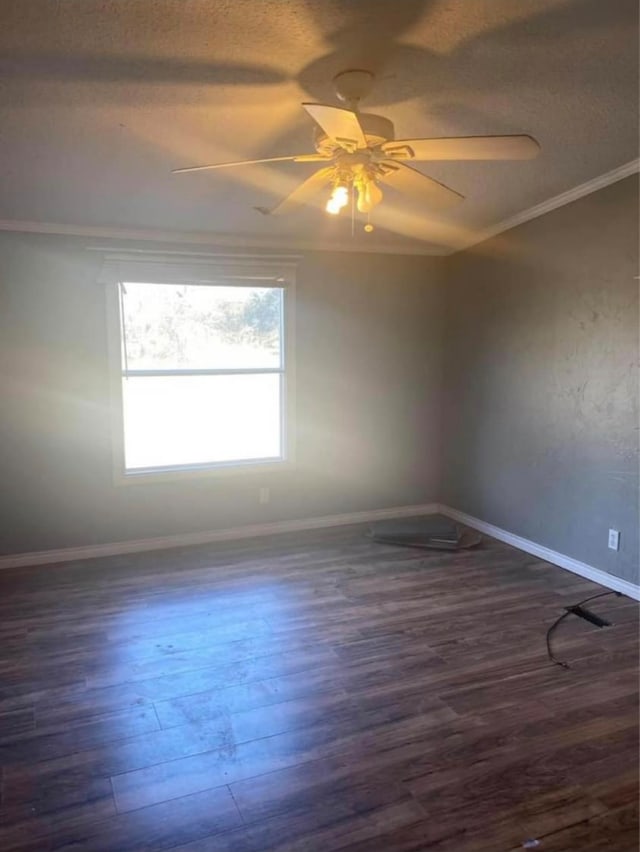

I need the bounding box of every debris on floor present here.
[369,515,482,550]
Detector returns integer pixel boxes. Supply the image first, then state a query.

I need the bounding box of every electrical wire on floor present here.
[546,589,622,669]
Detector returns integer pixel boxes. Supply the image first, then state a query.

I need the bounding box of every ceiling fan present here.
[172,70,540,230]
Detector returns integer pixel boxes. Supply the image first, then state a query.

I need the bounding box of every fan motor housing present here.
[314,112,395,154]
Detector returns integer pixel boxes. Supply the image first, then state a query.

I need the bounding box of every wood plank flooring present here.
[0,522,637,851]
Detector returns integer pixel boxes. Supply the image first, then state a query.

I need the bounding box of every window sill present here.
[113,458,295,486]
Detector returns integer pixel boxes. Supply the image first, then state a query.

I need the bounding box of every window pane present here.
[122,374,282,470]
[121,282,282,370]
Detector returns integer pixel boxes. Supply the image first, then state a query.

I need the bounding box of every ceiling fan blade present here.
[294,154,333,163]
[378,162,464,208]
[267,166,335,216]
[383,135,541,161]
[172,154,327,174]
[302,103,367,150]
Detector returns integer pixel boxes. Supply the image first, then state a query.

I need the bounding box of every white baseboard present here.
[0,503,440,570]
[3,502,638,603]
[439,504,640,601]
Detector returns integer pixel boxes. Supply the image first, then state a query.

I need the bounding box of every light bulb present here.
[333,185,349,206]
[366,181,383,209]
[357,185,371,213]
[326,183,350,215]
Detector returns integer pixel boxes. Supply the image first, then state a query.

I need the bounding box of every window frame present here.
[102,253,297,485]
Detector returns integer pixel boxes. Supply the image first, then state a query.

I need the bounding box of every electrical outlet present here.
[608,529,620,551]
[259,487,270,505]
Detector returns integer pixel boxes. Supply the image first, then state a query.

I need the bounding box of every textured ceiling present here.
[0,0,638,253]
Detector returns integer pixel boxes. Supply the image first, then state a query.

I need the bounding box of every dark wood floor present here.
[0,522,637,852]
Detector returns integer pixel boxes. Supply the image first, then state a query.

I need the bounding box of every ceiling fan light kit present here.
[173,69,541,233]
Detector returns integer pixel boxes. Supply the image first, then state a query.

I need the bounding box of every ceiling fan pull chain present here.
[364,211,374,234]
[351,182,355,237]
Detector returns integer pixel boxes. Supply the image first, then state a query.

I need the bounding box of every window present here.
[104,256,296,483]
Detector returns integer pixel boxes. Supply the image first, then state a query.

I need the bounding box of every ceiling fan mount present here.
[332,69,375,108]
[172,69,541,226]
[313,71,394,154]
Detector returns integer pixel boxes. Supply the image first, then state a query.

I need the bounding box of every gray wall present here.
[443,175,639,584]
[0,235,444,554]
[1,177,638,588]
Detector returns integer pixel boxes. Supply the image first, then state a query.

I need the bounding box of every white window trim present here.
[102,253,297,486]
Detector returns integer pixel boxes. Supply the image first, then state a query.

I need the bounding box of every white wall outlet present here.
[259,487,270,504]
[608,529,620,551]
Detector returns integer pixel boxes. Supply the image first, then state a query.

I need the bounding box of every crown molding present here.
[449,158,640,255]
[0,159,637,257]
[0,219,443,256]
